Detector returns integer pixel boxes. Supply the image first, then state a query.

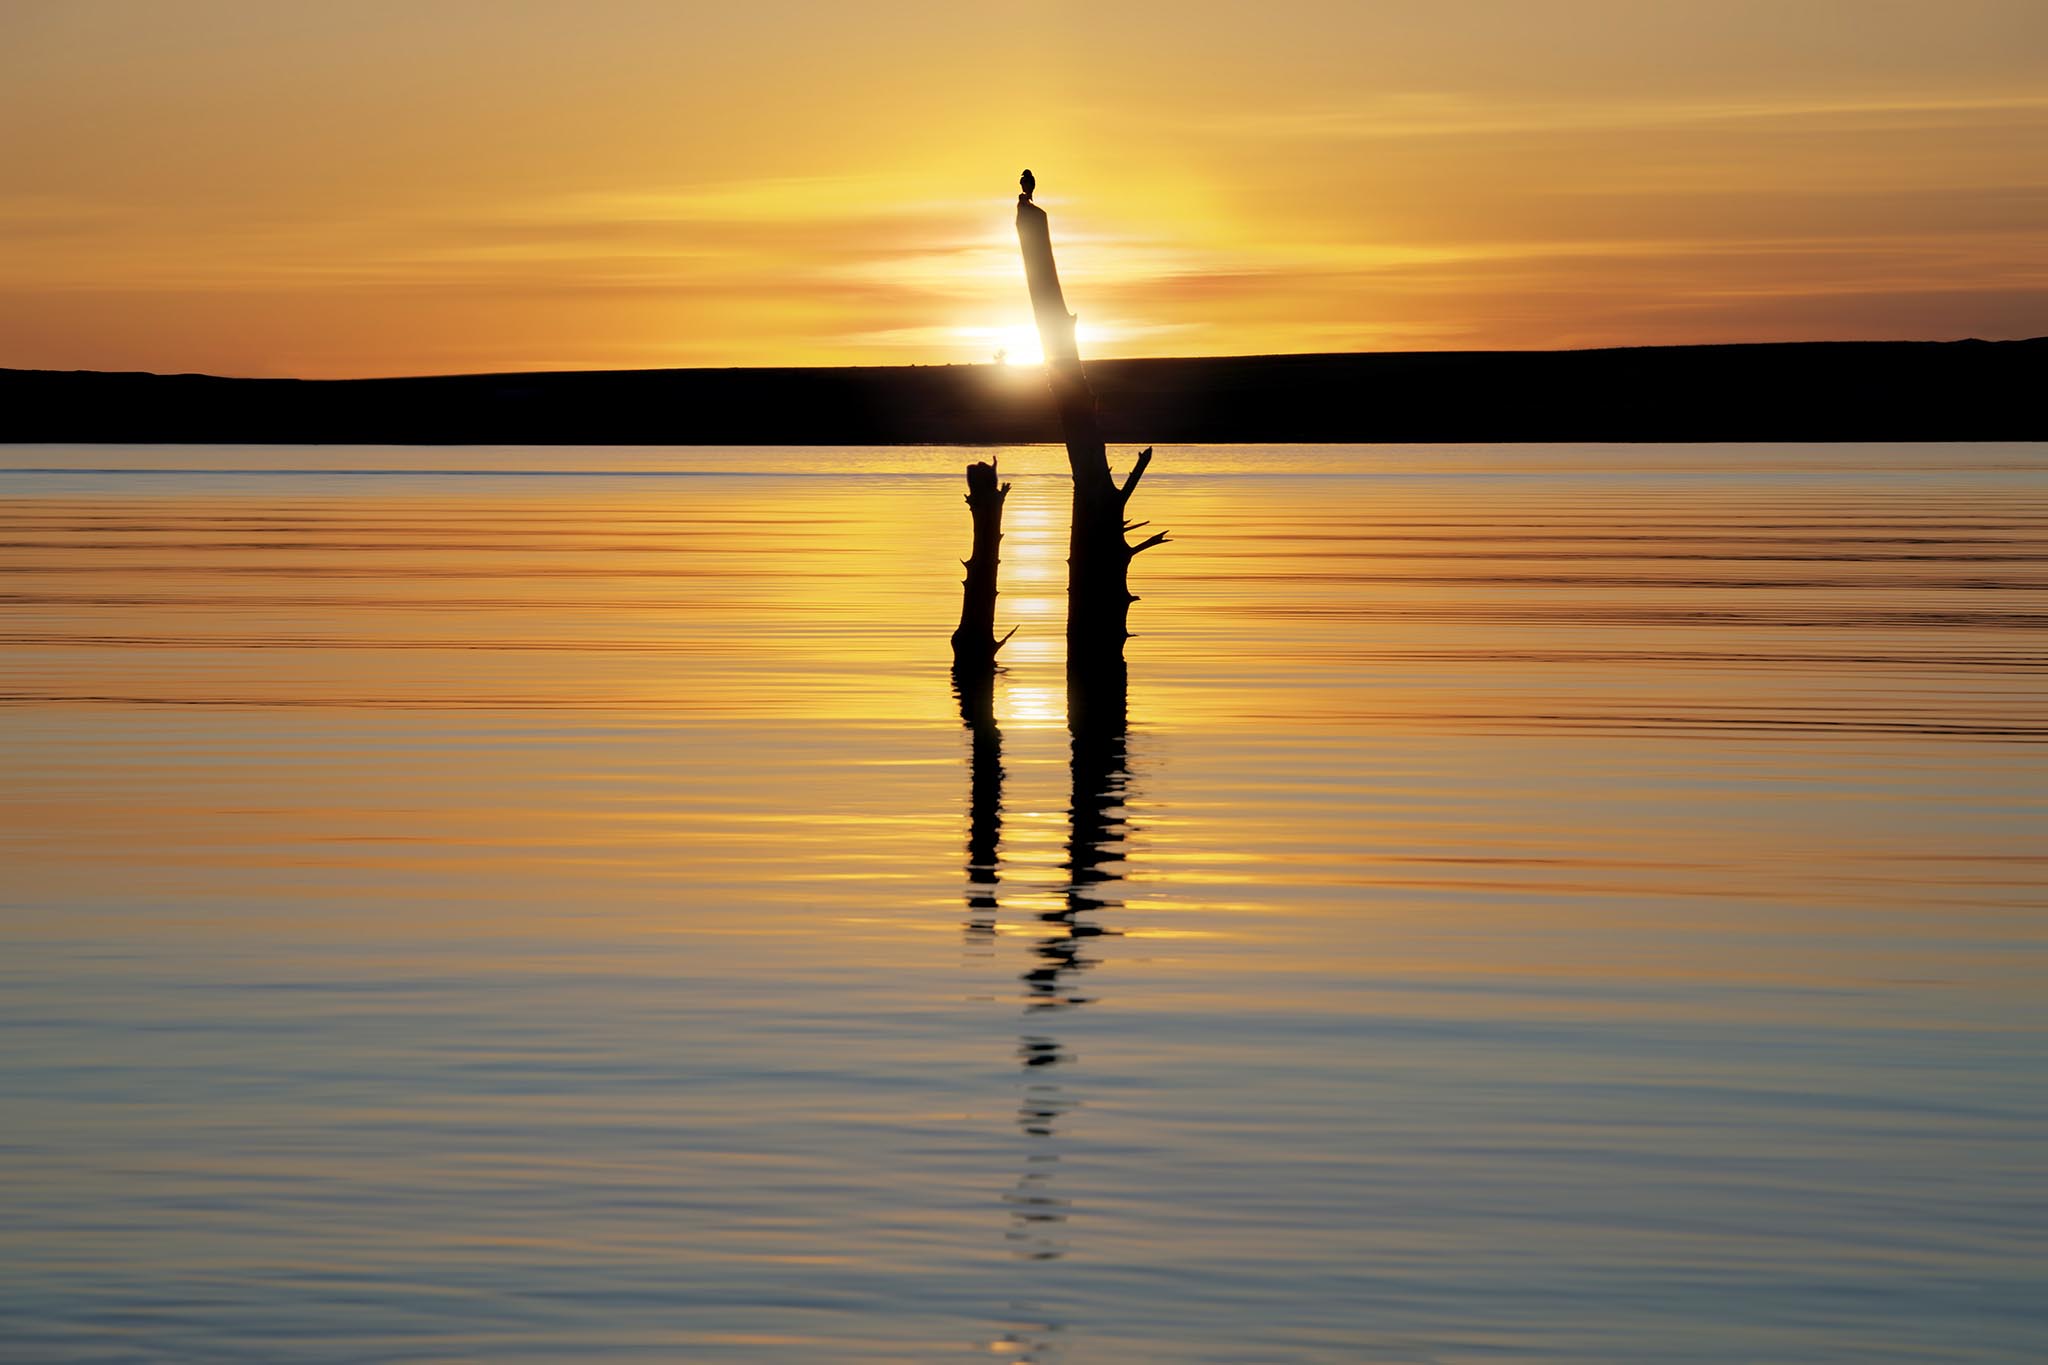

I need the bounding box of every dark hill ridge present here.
[4,338,2042,443]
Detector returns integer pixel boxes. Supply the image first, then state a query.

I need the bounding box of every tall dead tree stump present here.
[1013,172,1166,710]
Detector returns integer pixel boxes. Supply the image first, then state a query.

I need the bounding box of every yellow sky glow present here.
[2,0,2043,377]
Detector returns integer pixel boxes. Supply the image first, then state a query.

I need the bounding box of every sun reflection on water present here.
[1003,686,1063,730]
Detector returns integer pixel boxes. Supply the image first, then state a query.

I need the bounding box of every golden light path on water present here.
[0,442,2044,1361]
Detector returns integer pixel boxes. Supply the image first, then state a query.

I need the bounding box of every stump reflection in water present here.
[954,664,1131,1278]
[956,670,1003,947]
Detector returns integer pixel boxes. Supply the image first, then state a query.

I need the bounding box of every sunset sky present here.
[3,0,2043,377]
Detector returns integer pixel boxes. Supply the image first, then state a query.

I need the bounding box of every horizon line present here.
[7,334,2042,386]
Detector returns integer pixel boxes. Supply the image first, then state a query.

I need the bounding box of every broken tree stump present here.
[1013,171,1166,696]
[950,458,1014,675]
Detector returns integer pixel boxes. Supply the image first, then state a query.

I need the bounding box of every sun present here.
[957,322,1123,367]
[992,324,1045,367]
[950,324,1044,367]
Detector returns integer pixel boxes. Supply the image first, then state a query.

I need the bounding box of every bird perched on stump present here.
[1019,168,1035,202]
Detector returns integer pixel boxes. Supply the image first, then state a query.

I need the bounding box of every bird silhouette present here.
[1020,169,1036,202]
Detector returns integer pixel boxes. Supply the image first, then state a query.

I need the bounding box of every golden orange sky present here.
[2,0,2043,377]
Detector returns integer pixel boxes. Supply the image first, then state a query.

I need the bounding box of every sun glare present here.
[949,324,1042,367]
[955,322,1124,367]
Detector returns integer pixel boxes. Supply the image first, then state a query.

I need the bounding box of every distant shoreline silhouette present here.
[5,337,2042,443]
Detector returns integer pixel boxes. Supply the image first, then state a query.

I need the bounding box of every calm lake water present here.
[2,442,2044,1362]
